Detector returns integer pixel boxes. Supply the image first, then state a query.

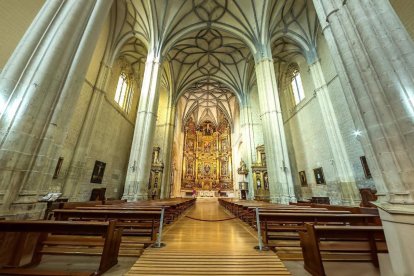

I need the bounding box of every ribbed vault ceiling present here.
[111,0,320,125]
[180,80,237,129]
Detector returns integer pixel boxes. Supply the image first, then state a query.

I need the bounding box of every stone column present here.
[312,0,413,203]
[122,52,162,201]
[312,0,414,274]
[254,50,297,204]
[160,104,176,199]
[62,60,112,200]
[239,101,256,200]
[309,60,360,205]
[0,0,113,215]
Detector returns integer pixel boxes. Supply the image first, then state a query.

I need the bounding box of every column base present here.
[339,181,362,206]
[376,203,414,276]
[122,193,149,202]
[0,201,47,219]
[270,195,297,204]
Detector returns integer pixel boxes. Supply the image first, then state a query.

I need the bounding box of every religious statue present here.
[264,173,269,190]
[237,159,249,175]
[221,161,227,175]
[256,178,261,189]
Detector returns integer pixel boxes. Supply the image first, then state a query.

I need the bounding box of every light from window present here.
[114,72,134,113]
[291,69,305,105]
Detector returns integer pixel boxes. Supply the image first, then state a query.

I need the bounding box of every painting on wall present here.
[53,157,64,179]
[91,160,106,184]
[360,156,372,179]
[313,167,325,184]
[299,171,307,187]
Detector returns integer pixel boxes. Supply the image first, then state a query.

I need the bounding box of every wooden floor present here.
[125,198,291,276]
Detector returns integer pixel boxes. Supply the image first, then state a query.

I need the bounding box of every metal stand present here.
[151,207,166,248]
[254,207,269,251]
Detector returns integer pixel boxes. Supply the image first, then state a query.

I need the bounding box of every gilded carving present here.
[182,115,232,192]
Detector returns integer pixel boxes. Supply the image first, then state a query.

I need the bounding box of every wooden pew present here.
[259,212,378,245]
[0,220,122,276]
[257,212,379,260]
[53,209,161,245]
[299,223,387,276]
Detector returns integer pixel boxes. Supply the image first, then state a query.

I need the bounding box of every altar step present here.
[125,250,291,276]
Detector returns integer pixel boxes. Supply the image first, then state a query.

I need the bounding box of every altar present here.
[197,190,215,197]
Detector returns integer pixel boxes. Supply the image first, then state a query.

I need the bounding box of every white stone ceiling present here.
[110,0,320,125]
[180,80,237,128]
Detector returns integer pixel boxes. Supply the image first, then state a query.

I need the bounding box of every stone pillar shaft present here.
[240,103,256,199]
[255,55,296,204]
[62,61,112,200]
[0,0,113,211]
[312,0,414,203]
[311,1,414,274]
[309,60,360,205]
[160,104,176,199]
[123,54,162,201]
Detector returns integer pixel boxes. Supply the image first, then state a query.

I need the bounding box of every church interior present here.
[0,0,413,275]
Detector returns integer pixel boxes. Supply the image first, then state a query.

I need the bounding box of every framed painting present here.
[360,156,372,179]
[313,167,325,184]
[91,160,106,184]
[53,157,64,179]
[299,170,307,187]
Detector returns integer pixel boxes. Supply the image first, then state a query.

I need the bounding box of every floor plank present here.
[125,198,291,276]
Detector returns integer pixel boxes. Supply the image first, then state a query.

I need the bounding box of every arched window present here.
[291,67,305,105]
[114,72,134,113]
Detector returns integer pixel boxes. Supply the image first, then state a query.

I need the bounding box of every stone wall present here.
[0,0,45,70]
[248,85,264,158]
[279,33,376,204]
[47,17,139,202]
[390,0,414,39]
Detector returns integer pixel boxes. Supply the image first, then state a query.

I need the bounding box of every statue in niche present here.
[204,141,211,152]
[187,140,194,150]
[261,152,266,166]
[187,162,194,175]
[204,164,211,175]
[221,161,227,175]
[264,173,269,190]
[257,177,262,189]
[187,117,196,134]
[204,123,212,135]
[222,140,228,151]
[237,160,248,175]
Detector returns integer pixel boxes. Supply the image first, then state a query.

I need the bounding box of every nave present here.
[124,198,384,276]
[126,198,291,276]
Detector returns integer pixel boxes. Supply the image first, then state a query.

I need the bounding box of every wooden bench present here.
[299,223,388,276]
[258,212,379,259]
[0,220,122,276]
[53,209,162,248]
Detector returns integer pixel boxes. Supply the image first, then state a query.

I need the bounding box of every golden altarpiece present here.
[182,116,233,193]
[251,145,270,201]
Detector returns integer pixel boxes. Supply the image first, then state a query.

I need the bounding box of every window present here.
[291,68,305,105]
[114,72,134,113]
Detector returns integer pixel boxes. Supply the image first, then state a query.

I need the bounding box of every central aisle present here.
[126,198,291,275]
